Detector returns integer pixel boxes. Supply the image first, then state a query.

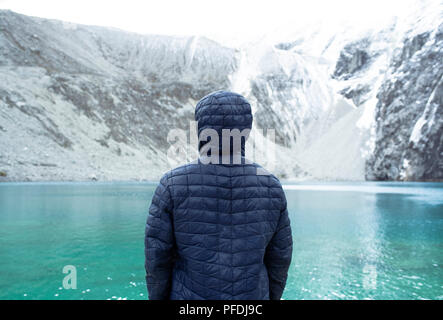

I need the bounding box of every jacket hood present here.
[195,90,253,159]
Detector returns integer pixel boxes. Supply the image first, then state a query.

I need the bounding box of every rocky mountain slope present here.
[367,23,443,181]
[0,10,238,181]
[0,3,441,182]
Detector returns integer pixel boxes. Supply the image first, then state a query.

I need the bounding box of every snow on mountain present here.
[0,9,238,181]
[0,2,441,182]
[246,0,443,181]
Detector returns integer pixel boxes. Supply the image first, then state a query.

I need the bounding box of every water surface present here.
[0,181,442,300]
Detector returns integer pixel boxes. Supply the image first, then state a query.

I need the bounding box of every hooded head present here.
[195,90,253,162]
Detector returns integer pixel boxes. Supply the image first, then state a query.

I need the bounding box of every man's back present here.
[145,91,293,300]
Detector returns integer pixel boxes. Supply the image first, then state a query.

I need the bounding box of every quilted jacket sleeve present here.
[145,175,175,300]
[264,193,293,300]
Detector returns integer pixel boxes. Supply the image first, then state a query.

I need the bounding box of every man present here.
[145,90,292,300]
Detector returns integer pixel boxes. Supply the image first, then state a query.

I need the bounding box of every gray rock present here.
[366,27,443,181]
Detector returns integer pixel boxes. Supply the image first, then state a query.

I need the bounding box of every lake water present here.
[0,182,442,300]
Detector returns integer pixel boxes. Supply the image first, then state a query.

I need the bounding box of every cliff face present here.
[0,5,441,182]
[366,27,443,181]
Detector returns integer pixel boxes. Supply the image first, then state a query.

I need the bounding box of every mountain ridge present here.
[0,8,441,182]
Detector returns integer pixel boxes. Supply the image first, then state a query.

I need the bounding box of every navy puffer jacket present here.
[145,91,293,300]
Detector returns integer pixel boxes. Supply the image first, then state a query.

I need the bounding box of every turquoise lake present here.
[0,182,442,300]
